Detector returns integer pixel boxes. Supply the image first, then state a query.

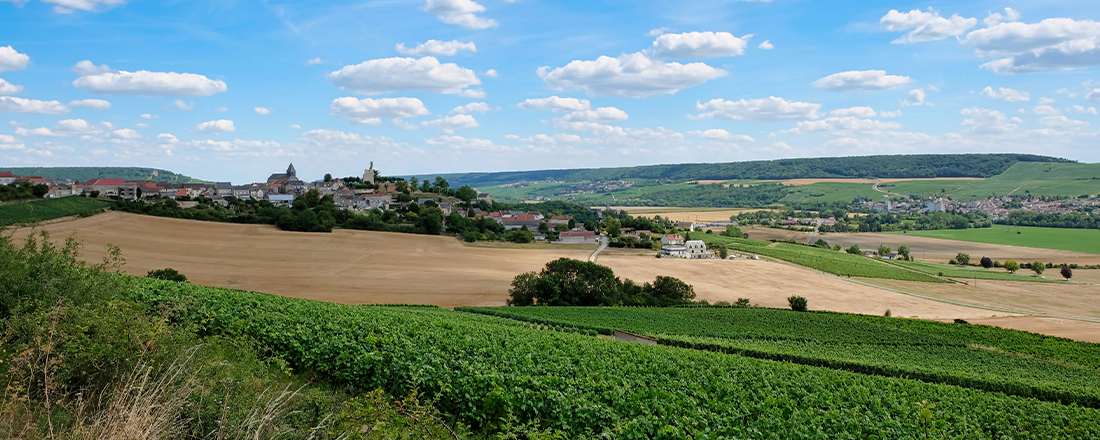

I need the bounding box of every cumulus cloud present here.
[538,52,726,97]
[0,78,23,94]
[981,86,1029,102]
[691,96,822,121]
[984,7,1021,27]
[254,107,272,115]
[194,119,236,133]
[71,60,114,75]
[559,107,629,123]
[329,97,430,125]
[306,58,323,65]
[517,96,590,112]
[965,19,1100,74]
[72,63,228,97]
[0,96,69,114]
[880,110,903,118]
[31,0,124,13]
[758,40,774,50]
[0,46,30,72]
[792,117,901,134]
[484,69,498,77]
[0,134,24,150]
[296,129,414,157]
[960,107,1016,134]
[647,27,673,37]
[157,133,178,144]
[688,129,754,142]
[813,70,911,91]
[68,99,111,110]
[1072,105,1097,114]
[452,102,493,114]
[1032,105,1060,115]
[1040,115,1088,129]
[396,40,477,57]
[421,114,479,133]
[422,0,497,29]
[830,107,877,118]
[173,99,193,110]
[328,56,480,95]
[881,8,977,44]
[648,31,752,58]
[140,113,155,119]
[901,89,928,106]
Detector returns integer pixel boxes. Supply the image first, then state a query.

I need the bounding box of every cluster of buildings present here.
[864,195,1099,218]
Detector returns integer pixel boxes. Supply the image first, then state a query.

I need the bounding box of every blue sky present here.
[2,0,1100,183]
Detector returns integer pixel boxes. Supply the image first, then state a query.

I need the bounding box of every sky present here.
[2,0,1100,183]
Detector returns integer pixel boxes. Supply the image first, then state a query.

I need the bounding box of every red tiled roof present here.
[664,234,683,240]
[0,171,16,178]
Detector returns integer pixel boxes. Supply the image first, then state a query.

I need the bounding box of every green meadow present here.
[888,225,1100,255]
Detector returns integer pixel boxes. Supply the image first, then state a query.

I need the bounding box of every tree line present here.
[508,258,697,307]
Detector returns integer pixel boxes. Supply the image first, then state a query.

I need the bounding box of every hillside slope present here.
[0,166,207,183]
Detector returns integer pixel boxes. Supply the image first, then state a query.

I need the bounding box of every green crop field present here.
[885,259,1059,283]
[695,234,950,282]
[780,182,886,204]
[887,225,1100,255]
[888,162,1100,200]
[0,197,110,226]
[134,280,1100,438]
[459,306,1100,408]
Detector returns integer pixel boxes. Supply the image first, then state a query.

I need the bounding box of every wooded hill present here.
[0,166,207,183]
[417,154,1072,187]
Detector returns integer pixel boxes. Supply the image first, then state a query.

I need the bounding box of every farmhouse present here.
[661,245,687,258]
[84,178,125,197]
[661,233,685,245]
[355,192,392,211]
[0,171,17,185]
[661,240,715,259]
[557,230,599,244]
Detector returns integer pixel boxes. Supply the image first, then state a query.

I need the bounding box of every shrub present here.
[955,253,971,266]
[1061,264,1073,280]
[734,298,751,308]
[146,268,188,283]
[1003,260,1020,273]
[884,309,892,317]
[787,295,808,312]
[954,318,970,324]
[980,257,993,269]
[1031,261,1045,276]
[845,244,861,255]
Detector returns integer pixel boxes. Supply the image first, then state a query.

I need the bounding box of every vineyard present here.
[125,281,1100,438]
[885,259,1059,283]
[459,306,1100,407]
[0,197,110,226]
[696,235,949,283]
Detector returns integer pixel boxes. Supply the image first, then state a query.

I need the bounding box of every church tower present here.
[287,163,297,178]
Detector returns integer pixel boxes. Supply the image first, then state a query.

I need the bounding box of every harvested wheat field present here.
[596,254,1004,320]
[13,212,594,308]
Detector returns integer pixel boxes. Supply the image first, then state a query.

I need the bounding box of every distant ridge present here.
[0,167,209,183]
[414,154,1073,187]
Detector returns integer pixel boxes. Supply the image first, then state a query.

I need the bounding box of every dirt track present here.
[16,212,1100,342]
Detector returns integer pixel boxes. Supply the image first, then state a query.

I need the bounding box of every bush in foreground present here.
[146,267,188,283]
[788,295,808,312]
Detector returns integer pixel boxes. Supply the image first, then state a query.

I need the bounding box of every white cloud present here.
[966,19,1100,74]
[518,96,590,112]
[830,107,877,118]
[692,96,822,121]
[559,107,629,123]
[901,89,928,106]
[110,128,141,139]
[254,107,272,115]
[327,56,480,95]
[0,46,30,72]
[1032,105,1061,115]
[452,102,493,114]
[289,124,301,129]
[0,78,23,94]
[538,52,726,97]
[34,0,124,13]
[134,123,149,129]
[880,110,903,118]
[459,89,486,98]
[329,97,430,125]
[296,129,415,157]
[422,0,497,30]
[648,31,752,58]
[0,96,69,114]
[306,58,323,65]
[688,129,754,142]
[960,107,1016,134]
[0,134,25,150]
[140,113,155,119]
[1038,97,1056,105]
[71,60,114,75]
[421,114,479,133]
[758,40,774,50]
[72,64,228,97]
[984,7,1021,27]
[68,99,111,110]
[792,117,901,134]
[813,70,911,91]
[980,86,1029,102]
[1040,115,1088,129]
[881,8,977,43]
[647,27,673,37]
[194,119,236,133]
[173,99,193,110]
[157,133,178,144]
[485,69,498,77]
[215,106,228,112]
[185,139,284,157]
[1072,105,1097,114]
[396,40,476,57]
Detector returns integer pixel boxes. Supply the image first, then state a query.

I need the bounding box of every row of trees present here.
[996,210,1100,230]
[0,180,49,201]
[508,258,697,307]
